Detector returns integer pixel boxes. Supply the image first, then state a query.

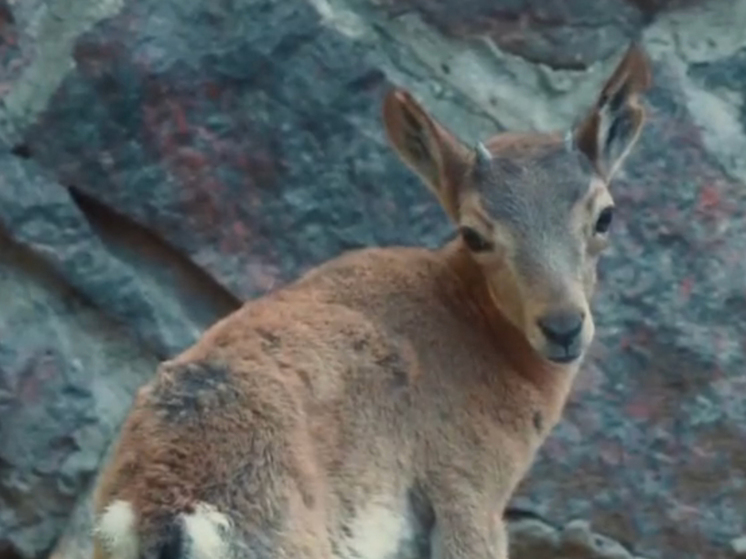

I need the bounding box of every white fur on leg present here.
[182,502,233,559]
[95,500,139,559]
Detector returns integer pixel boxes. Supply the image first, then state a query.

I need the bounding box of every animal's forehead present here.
[476,142,595,231]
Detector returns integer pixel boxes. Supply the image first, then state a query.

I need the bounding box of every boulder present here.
[0,0,744,557]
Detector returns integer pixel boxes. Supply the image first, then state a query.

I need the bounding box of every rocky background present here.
[1,0,745,558]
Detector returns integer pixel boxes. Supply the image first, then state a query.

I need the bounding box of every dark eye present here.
[594,206,614,234]
[460,226,492,252]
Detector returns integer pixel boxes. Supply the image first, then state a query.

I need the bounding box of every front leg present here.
[429,500,508,559]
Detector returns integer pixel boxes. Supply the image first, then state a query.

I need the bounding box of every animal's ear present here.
[574,43,652,181]
[382,88,472,221]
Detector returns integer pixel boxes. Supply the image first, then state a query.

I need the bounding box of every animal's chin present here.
[545,352,581,365]
[526,336,584,365]
[540,344,584,365]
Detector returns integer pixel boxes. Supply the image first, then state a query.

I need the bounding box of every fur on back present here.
[93,244,570,559]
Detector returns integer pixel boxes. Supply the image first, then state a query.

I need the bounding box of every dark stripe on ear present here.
[404,131,431,164]
[608,79,631,114]
[606,116,623,150]
[402,107,423,134]
[603,110,635,164]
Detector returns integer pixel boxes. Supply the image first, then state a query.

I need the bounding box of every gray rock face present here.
[0,0,745,558]
[378,0,647,69]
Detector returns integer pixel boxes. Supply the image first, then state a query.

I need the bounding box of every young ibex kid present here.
[92,44,652,559]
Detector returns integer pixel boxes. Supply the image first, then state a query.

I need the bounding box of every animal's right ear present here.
[382,88,471,221]
[574,43,652,181]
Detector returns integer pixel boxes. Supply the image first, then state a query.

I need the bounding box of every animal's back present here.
[93,245,473,559]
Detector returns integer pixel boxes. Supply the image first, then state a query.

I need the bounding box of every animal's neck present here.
[437,237,581,418]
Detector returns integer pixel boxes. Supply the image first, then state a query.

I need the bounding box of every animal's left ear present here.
[574,43,652,181]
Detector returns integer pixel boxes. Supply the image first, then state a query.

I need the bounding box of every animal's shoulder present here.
[167,245,459,393]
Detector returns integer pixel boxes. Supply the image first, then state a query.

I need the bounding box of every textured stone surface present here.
[507,517,651,559]
[378,0,645,69]
[0,228,157,559]
[377,0,712,69]
[0,0,745,557]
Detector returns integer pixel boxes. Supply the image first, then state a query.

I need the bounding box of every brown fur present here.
[92,44,652,559]
[484,131,564,157]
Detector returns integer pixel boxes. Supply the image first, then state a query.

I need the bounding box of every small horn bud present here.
[564,129,576,152]
[474,142,492,176]
[476,142,492,163]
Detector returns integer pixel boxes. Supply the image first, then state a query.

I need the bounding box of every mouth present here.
[544,348,582,364]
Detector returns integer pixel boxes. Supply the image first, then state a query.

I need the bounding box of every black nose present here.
[537,311,584,348]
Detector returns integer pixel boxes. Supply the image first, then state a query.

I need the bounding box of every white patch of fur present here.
[341,501,413,559]
[95,500,139,559]
[182,502,233,559]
